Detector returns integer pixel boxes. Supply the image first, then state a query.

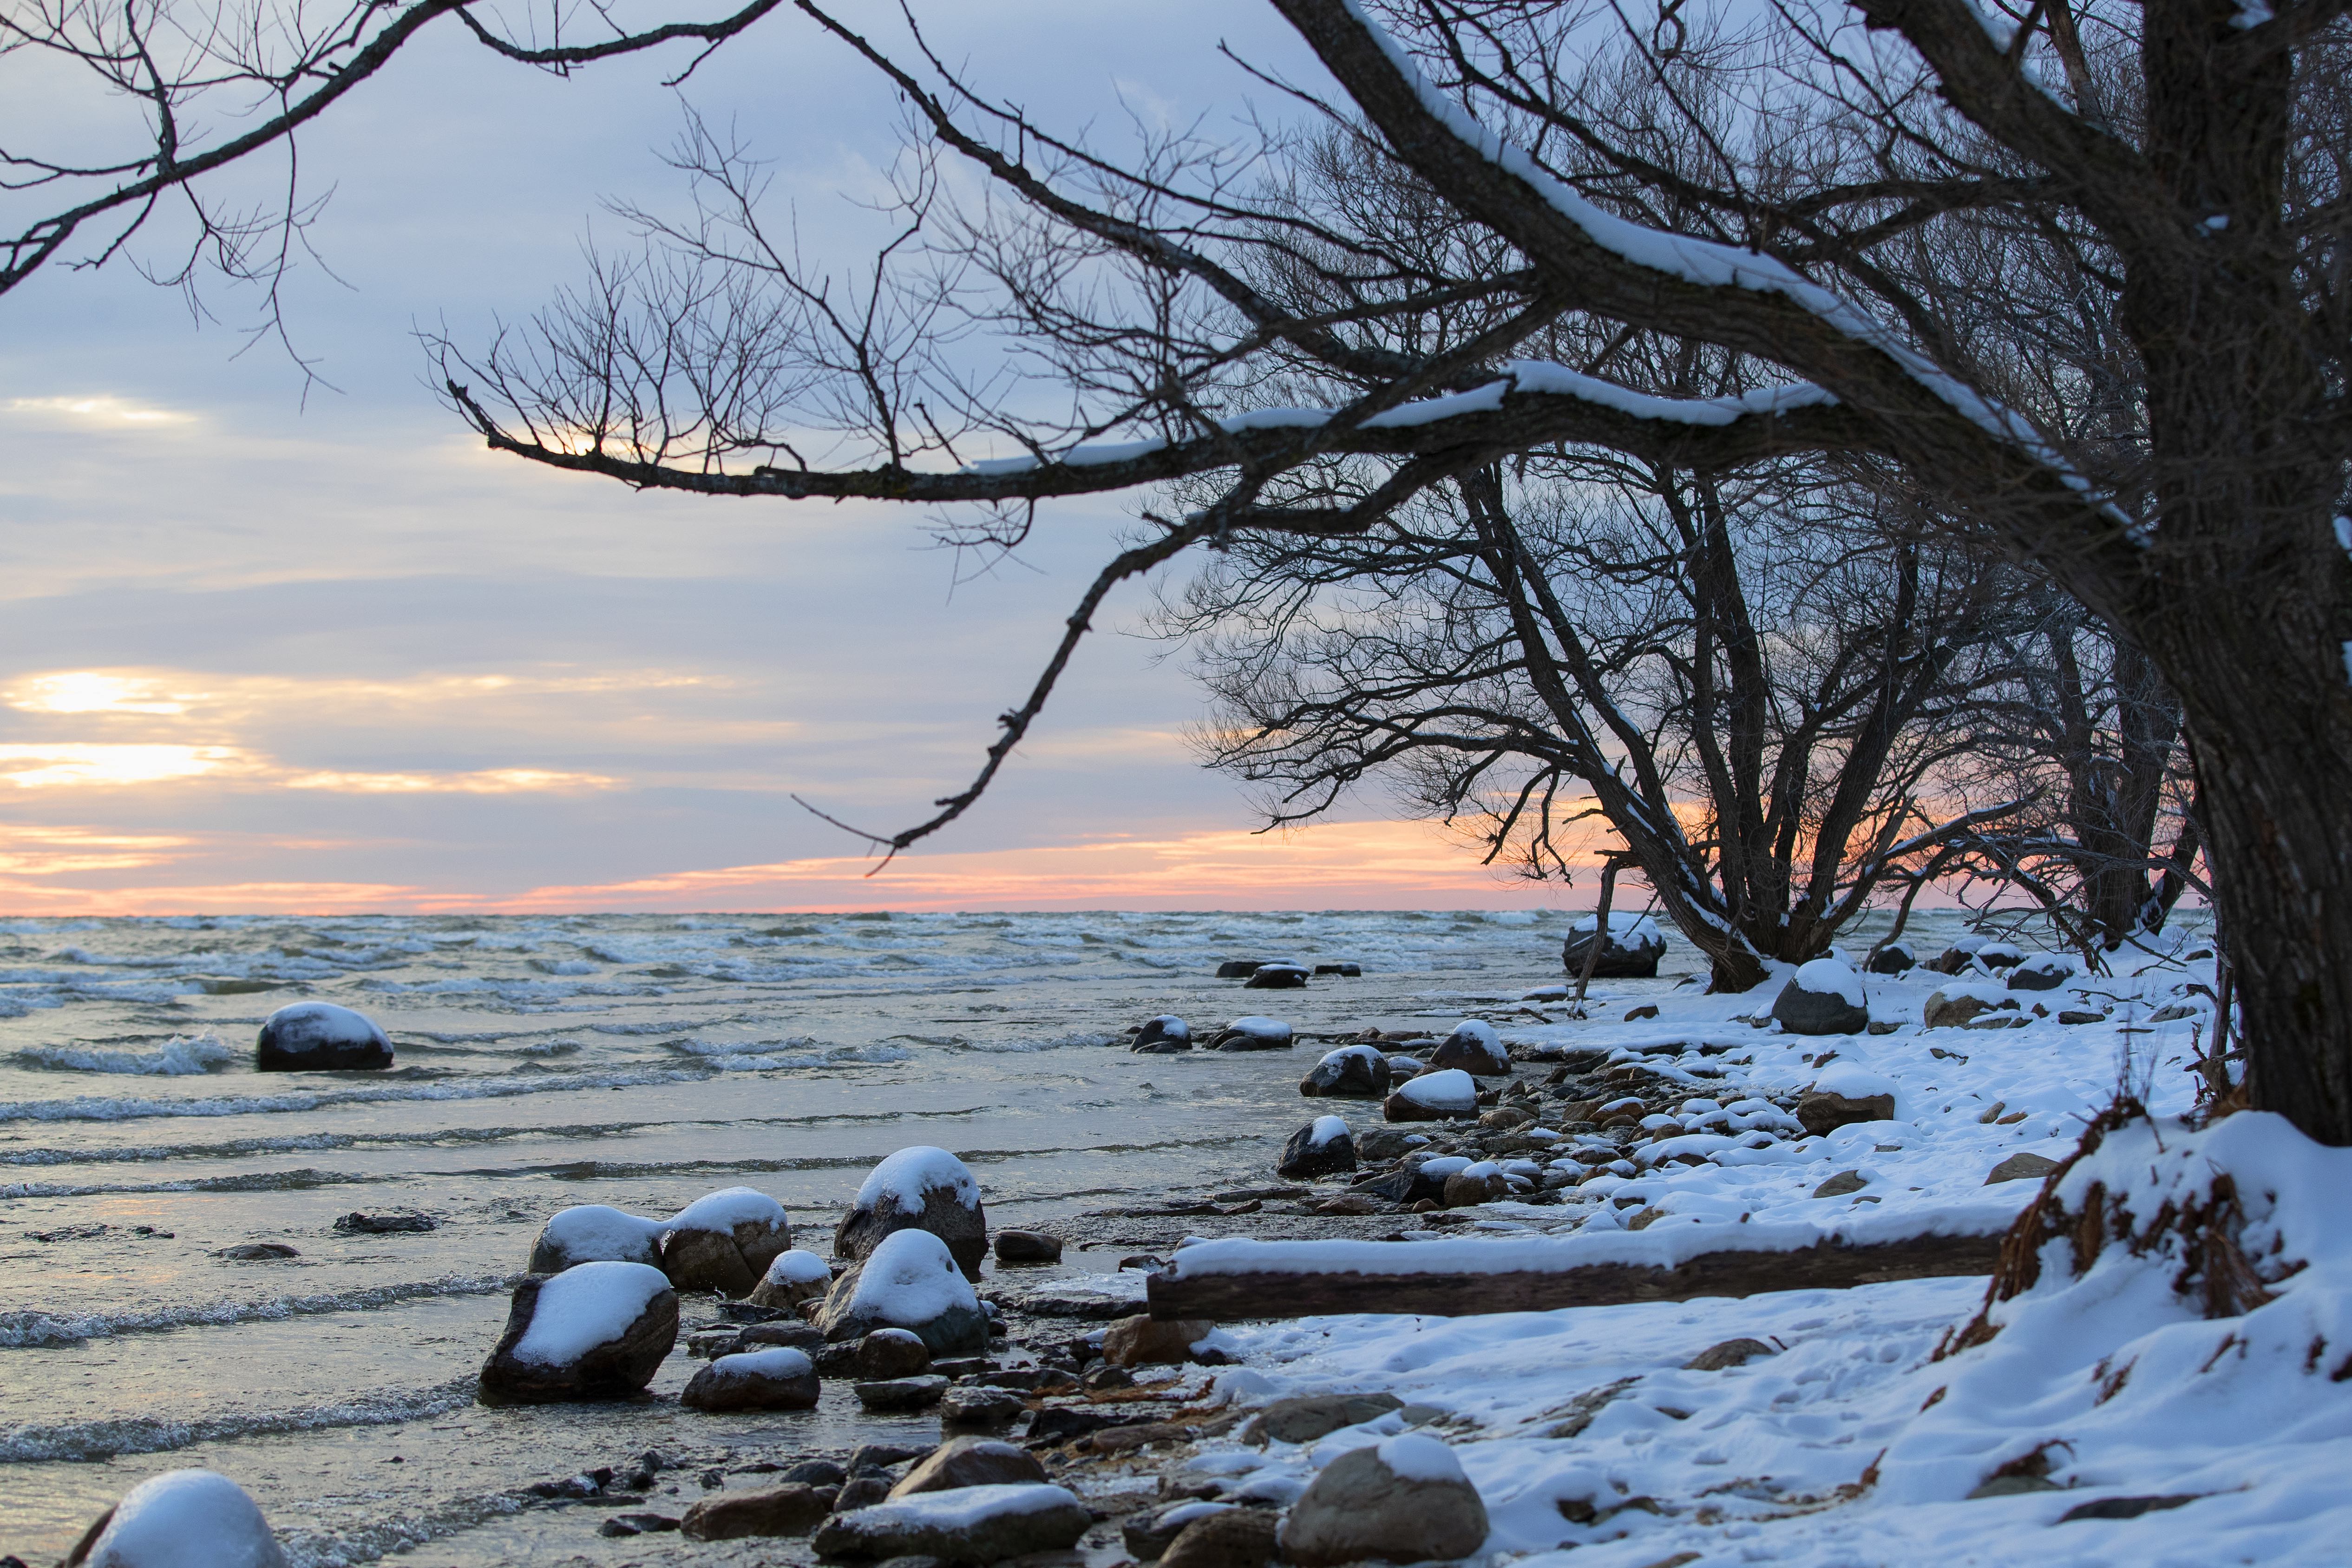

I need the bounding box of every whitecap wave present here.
[14,1033,236,1076]
[0,1274,522,1347]
[0,1066,701,1124]
[0,1375,479,1461]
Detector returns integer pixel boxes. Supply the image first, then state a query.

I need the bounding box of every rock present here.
[2057,1009,2106,1026]
[2006,954,2073,990]
[2148,1002,2201,1023]
[1442,1163,1513,1207]
[1161,1507,1280,1568]
[1242,1392,1404,1445]
[811,1483,1089,1563]
[1928,940,1982,973]
[1975,942,2024,969]
[598,1513,681,1538]
[857,1327,933,1379]
[1353,1164,1446,1206]
[1560,913,1667,979]
[889,1437,1047,1498]
[1985,1152,2061,1184]
[816,1228,989,1355]
[1623,1004,1660,1022]
[681,1346,821,1411]
[1481,1104,1534,1130]
[994,1229,1062,1264]
[740,1320,826,1350]
[1770,959,1869,1036]
[1125,1502,1235,1561]
[1383,1067,1480,1122]
[1924,985,2014,1028]
[1313,962,1363,977]
[1101,1313,1211,1366]
[215,1243,300,1261]
[786,1460,850,1487]
[1214,961,1267,979]
[333,1209,435,1235]
[1278,1434,1488,1566]
[1684,1337,1775,1371]
[1811,1169,1868,1198]
[937,1386,1027,1430]
[1244,964,1309,989]
[832,1477,894,1511]
[1354,1127,1428,1162]
[529,1204,666,1274]
[1209,1016,1293,1051]
[62,1469,286,1568]
[661,1187,793,1297]
[254,1001,393,1071]
[851,1442,934,1472]
[1298,1045,1391,1098]
[476,1261,678,1405]
[856,1375,949,1411]
[1795,1065,1898,1135]
[749,1248,837,1309]
[681,1483,837,1541]
[1865,941,1916,974]
[1132,1015,1192,1053]
[1867,1020,1901,1035]
[1426,1019,1511,1076]
[835,1147,988,1277]
[1276,1116,1357,1180]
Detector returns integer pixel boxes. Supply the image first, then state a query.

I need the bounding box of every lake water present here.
[4,907,1731,1564]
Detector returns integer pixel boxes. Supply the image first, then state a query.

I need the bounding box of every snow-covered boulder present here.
[254,1001,392,1071]
[1210,1015,1293,1051]
[1244,962,1309,989]
[65,1469,286,1568]
[1277,1115,1357,1179]
[1974,941,2024,968]
[2007,952,2075,991]
[1771,958,1869,1035]
[680,1346,819,1411]
[833,1146,988,1276]
[1441,1160,1514,1207]
[889,1436,1047,1498]
[1131,1014,1192,1053]
[660,1186,792,1296]
[1299,1044,1390,1098]
[1924,980,2015,1028]
[1927,934,1987,973]
[747,1248,834,1310]
[810,1483,1090,1563]
[1280,1435,1488,1566]
[1865,940,1917,974]
[477,1260,677,1405]
[813,1228,988,1354]
[1560,911,1667,978]
[856,1326,932,1379]
[1426,1018,1512,1076]
[1383,1067,1479,1122]
[528,1204,664,1274]
[1796,1065,1899,1135]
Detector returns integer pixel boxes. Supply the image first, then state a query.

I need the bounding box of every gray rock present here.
[1209,1018,1294,1051]
[812,1483,1090,1563]
[832,1477,893,1511]
[1214,960,1266,979]
[1244,963,1309,989]
[1298,1045,1390,1098]
[1560,924,1666,979]
[255,1001,393,1071]
[1279,1437,1488,1565]
[681,1347,821,1411]
[888,1437,1046,1498]
[814,1233,990,1357]
[1795,1091,1895,1135]
[852,1327,931,1379]
[1125,1503,1235,1561]
[1426,1022,1512,1077]
[476,1263,678,1405]
[1770,966,1869,1036]
[855,1375,949,1411]
[2007,954,2073,990]
[1313,962,1363,977]
[216,1242,300,1261]
[681,1484,837,1541]
[937,1385,1026,1431]
[1985,1152,2062,1185]
[1276,1117,1357,1180]
[1684,1337,1776,1370]
[1353,1128,1428,1162]
[1161,1507,1280,1568]
[1865,942,1916,974]
[1811,1169,1868,1198]
[994,1229,1062,1264]
[1242,1392,1404,1445]
[1131,1015,1192,1052]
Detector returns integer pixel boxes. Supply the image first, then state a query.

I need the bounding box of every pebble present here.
[856,1374,950,1411]
[993,1229,1063,1264]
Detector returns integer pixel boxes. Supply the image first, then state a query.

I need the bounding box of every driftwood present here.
[1147,1231,2004,1321]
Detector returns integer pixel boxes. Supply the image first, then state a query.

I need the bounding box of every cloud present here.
[0,743,613,794]
[1,395,198,428]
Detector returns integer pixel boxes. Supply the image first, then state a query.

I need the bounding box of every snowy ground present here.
[1144,938,2352,1565]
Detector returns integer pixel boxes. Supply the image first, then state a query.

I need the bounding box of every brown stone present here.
[1442,1169,1513,1208]
[475,1271,677,1406]
[1985,1152,2062,1185]
[856,1327,933,1379]
[1795,1091,1895,1136]
[1101,1313,1211,1365]
[680,1347,820,1411]
[1160,1507,1279,1568]
[835,1184,989,1279]
[680,1483,836,1541]
[1683,1337,1775,1371]
[889,1436,1048,1498]
[1279,1440,1488,1565]
[1811,1169,1868,1198]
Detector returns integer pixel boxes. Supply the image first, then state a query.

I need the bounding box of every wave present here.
[4,1165,377,1198]
[0,1066,703,1124]
[13,1033,236,1076]
[0,1274,522,1349]
[0,1375,479,1462]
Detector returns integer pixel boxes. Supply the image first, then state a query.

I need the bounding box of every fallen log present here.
[1146,1215,2011,1321]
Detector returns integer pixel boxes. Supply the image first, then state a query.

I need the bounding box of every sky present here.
[0,0,1599,916]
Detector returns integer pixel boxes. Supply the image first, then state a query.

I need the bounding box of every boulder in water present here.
[1299,1044,1390,1098]
[1279,1434,1488,1565]
[1277,1116,1357,1179]
[529,1204,665,1274]
[660,1187,792,1297]
[813,1228,989,1355]
[889,1436,1047,1497]
[63,1468,287,1568]
[856,1326,933,1379]
[834,1146,988,1277]
[811,1483,1089,1564]
[1214,960,1266,979]
[1426,1019,1511,1076]
[477,1261,677,1405]
[1244,963,1309,989]
[1559,913,1666,979]
[1383,1067,1479,1122]
[747,1248,834,1310]
[993,1229,1062,1264]
[1770,959,1869,1036]
[1210,1016,1293,1051]
[681,1346,820,1411]
[255,1001,392,1071]
[1132,1015,1192,1052]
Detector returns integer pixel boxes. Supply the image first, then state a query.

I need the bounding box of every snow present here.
[541,1203,665,1259]
[1790,957,1865,1006]
[1446,1019,1502,1051]
[1376,1432,1468,1483]
[510,1261,671,1365]
[1416,1155,1474,1180]
[1144,1014,1191,1041]
[1309,1115,1351,1148]
[666,1185,785,1235]
[1319,1044,1384,1069]
[836,1483,1082,1529]
[261,1001,386,1045]
[855,1146,980,1216]
[79,1468,285,1568]
[1226,1015,1290,1038]
[1810,1064,1898,1102]
[1397,1068,1476,1108]
[707,1346,812,1379]
[762,1248,832,1287]
[845,1228,979,1324]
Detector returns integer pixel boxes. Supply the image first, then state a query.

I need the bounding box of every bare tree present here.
[255,0,2340,1144]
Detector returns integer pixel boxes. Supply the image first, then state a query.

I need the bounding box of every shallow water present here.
[0,906,1978,1563]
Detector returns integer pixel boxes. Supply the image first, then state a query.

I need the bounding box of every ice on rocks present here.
[816,1227,988,1354]
[855,1146,980,1216]
[668,1185,786,1233]
[1399,1068,1475,1107]
[73,1468,286,1568]
[511,1261,673,1366]
[530,1204,665,1272]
